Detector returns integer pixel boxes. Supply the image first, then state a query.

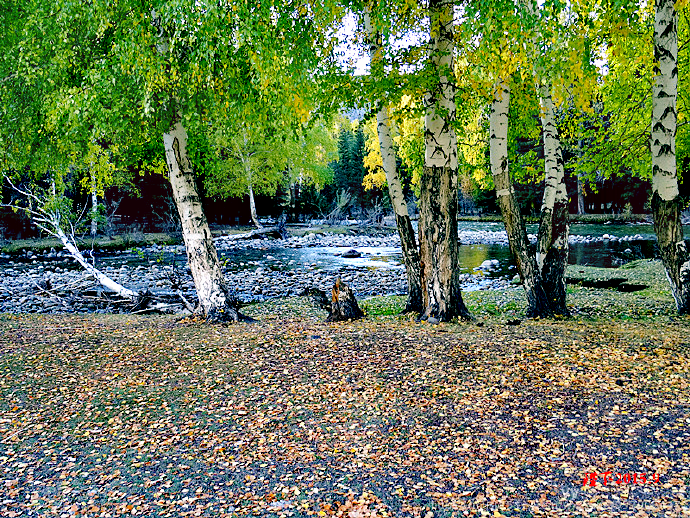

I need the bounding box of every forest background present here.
[0,0,679,239]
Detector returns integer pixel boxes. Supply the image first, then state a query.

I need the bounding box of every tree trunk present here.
[652,0,690,313]
[248,183,262,229]
[90,169,98,237]
[418,0,471,322]
[376,111,422,310]
[523,0,570,316]
[164,118,247,322]
[56,227,137,299]
[536,83,570,316]
[490,81,553,318]
[363,7,422,314]
[290,182,297,222]
[576,173,586,215]
[153,10,247,322]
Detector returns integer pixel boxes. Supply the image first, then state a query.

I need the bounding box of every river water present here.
[215,222,656,276]
[0,221,664,311]
[0,221,660,281]
[104,221,659,281]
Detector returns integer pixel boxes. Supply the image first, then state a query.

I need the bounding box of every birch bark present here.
[521,0,570,316]
[363,7,422,313]
[90,169,98,237]
[577,139,586,215]
[490,81,553,317]
[248,183,262,229]
[164,118,246,321]
[56,227,137,299]
[154,10,246,322]
[535,84,569,316]
[651,0,690,313]
[239,130,263,229]
[418,0,471,321]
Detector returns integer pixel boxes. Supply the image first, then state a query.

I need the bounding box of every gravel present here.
[0,229,651,314]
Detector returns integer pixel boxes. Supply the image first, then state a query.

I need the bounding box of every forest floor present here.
[1,264,689,518]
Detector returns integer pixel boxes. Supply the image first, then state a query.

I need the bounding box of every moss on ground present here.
[244,260,679,324]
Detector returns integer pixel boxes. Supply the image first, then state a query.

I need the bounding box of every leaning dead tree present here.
[2,176,180,312]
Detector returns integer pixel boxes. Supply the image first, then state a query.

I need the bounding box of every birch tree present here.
[145,10,248,322]
[461,0,600,317]
[651,0,690,313]
[124,1,325,320]
[490,80,555,317]
[525,0,570,316]
[2,0,325,321]
[418,0,472,322]
[204,125,294,228]
[362,4,422,314]
[2,176,139,301]
[462,0,555,318]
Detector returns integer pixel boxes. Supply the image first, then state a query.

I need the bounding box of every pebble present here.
[0,229,653,314]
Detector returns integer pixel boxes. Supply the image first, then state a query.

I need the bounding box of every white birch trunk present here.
[90,169,98,237]
[3,174,139,300]
[164,119,244,321]
[154,9,245,321]
[651,0,690,313]
[375,108,406,215]
[535,83,570,315]
[364,7,422,313]
[576,139,586,214]
[424,2,457,171]
[576,172,586,215]
[525,0,570,315]
[536,83,569,267]
[55,227,138,299]
[418,0,471,321]
[490,82,553,317]
[490,82,512,202]
[652,0,679,202]
[248,183,262,229]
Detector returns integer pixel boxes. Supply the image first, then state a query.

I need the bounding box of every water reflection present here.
[0,222,663,278]
[83,238,662,278]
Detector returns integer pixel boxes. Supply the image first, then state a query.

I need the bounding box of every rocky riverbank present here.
[0,228,653,314]
[0,231,516,314]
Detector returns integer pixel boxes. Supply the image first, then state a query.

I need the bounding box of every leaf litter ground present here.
[1,279,689,517]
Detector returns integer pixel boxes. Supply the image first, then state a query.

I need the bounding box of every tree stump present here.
[326,277,364,322]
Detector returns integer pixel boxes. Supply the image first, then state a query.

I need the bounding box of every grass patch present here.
[1,232,180,254]
[457,213,652,224]
[361,295,407,316]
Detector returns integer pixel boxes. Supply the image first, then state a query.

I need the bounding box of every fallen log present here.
[300,287,332,311]
[218,219,290,241]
